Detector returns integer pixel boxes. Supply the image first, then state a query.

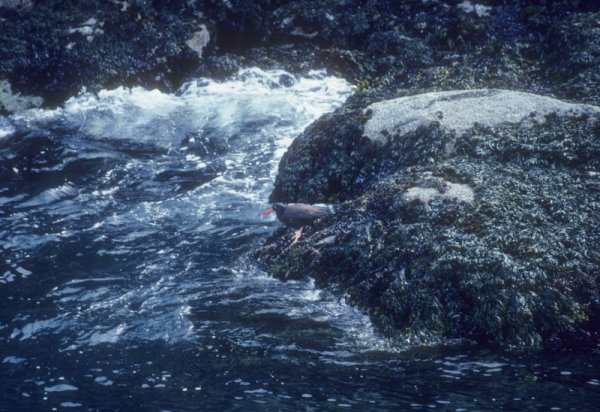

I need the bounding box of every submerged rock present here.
[257,89,600,349]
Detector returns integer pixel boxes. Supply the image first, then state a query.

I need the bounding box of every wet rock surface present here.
[256,90,600,348]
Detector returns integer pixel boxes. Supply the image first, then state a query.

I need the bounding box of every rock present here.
[0,1,210,109]
[362,89,600,144]
[258,89,600,348]
[402,175,475,204]
[3,0,600,112]
[271,90,600,203]
[186,25,211,58]
[547,12,600,106]
[0,0,32,8]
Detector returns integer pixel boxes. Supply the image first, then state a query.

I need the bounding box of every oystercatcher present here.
[260,203,332,244]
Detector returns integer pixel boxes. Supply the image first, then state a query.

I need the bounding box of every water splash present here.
[0,68,391,358]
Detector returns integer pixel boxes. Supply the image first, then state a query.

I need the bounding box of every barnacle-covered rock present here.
[3,0,600,113]
[257,89,600,348]
[546,11,600,105]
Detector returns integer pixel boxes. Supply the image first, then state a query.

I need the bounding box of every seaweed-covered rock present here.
[547,12,600,106]
[257,89,600,348]
[3,0,600,114]
[0,0,211,109]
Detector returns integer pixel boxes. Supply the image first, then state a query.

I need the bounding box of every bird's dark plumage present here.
[261,203,332,244]
[271,203,331,229]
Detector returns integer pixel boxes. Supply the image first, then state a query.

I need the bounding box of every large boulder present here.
[257,89,600,348]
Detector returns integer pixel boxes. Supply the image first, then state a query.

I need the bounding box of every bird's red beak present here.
[260,207,274,218]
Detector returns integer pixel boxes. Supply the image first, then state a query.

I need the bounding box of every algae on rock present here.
[257,90,600,349]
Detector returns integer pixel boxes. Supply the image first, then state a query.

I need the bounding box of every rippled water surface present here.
[2,69,600,411]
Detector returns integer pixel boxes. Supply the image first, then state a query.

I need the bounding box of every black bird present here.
[261,203,332,244]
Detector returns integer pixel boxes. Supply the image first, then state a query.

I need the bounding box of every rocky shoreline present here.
[3,0,600,349]
[2,1,600,112]
[256,89,600,349]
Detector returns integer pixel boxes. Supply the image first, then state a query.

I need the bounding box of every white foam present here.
[2,68,355,352]
[8,68,350,157]
[0,124,15,139]
[238,270,393,352]
[0,79,43,113]
[11,319,65,341]
[15,266,31,277]
[88,324,127,345]
[2,356,26,364]
[18,183,78,208]
[44,384,78,392]
[94,376,114,386]
[60,402,83,408]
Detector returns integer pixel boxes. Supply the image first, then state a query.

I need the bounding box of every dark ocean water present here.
[1,69,600,411]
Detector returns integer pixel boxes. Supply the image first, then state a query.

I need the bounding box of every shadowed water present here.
[1,69,600,411]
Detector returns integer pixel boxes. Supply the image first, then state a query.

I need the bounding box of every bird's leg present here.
[291,226,303,245]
